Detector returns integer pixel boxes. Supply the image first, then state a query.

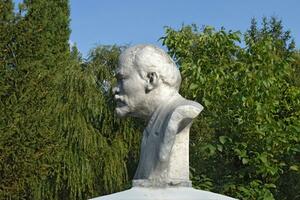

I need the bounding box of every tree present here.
[46,45,142,199]
[15,0,70,64]
[161,17,300,199]
[0,0,15,68]
[0,0,16,108]
[291,50,300,87]
[0,0,71,199]
[1,0,142,198]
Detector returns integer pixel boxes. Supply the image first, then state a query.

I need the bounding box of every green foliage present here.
[15,0,71,64]
[1,0,142,198]
[162,17,300,199]
[291,50,300,87]
[46,49,141,199]
[1,0,71,198]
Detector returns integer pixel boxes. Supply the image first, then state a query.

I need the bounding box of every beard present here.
[114,94,130,117]
[115,105,130,117]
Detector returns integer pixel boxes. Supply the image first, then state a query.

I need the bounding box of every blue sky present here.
[70,0,300,57]
[14,0,300,57]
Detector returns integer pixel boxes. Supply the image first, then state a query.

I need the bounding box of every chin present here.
[115,107,129,118]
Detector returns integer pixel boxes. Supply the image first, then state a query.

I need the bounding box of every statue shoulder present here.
[167,99,203,133]
[172,99,203,120]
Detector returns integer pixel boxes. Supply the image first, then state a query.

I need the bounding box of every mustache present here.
[114,95,126,106]
[114,94,125,101]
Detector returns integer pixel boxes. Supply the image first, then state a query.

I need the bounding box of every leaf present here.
[289,165,299,171]
[219,136,226,144]
[265,183,276,189]
[217,144,223,152]
[259,153,268,164]
[201,144,216,156]
[203,98,211,107]
[242,158,249,165]
[189,83,198,90]
[219,136,229,144]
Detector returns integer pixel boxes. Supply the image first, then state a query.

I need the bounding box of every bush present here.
[161,17,300,199]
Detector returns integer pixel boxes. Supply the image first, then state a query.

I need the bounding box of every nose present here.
[112,87,119,95]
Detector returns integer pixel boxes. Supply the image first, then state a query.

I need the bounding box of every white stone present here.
[91,45,238,200]
[90,187,237,200]
[168,124,190,181]
[113,45,203,185]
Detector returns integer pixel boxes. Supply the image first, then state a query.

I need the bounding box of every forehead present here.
[116,54,136,76]
[116,63,132,76]
[116,64,143,81]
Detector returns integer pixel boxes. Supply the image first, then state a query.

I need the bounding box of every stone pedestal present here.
[168,123,190,182]
[90,186,237,200]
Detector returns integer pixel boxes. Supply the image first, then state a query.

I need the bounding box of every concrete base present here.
[90,187,237,200]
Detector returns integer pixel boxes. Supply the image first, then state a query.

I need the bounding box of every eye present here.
[120,75,128,81]
[116,73,126,80]
[118,77,125,81]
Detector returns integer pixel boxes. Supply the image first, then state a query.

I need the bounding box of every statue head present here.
[113,44,182,119]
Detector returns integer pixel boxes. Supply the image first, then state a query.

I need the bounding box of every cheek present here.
[124,78,145,95]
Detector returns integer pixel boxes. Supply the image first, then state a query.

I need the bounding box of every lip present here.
[116,101,126,107]
[114,94,126,107]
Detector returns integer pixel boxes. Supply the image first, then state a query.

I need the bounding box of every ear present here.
[145,72,159,93]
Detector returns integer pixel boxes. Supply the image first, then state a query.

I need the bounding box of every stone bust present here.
[113,44,203,187]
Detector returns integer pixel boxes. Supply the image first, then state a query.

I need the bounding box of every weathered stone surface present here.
[113,45,202,185]
[90,45,238,199]
[90,187,237,200]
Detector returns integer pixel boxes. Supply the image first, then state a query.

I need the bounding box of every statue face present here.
[113,64,148,118]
